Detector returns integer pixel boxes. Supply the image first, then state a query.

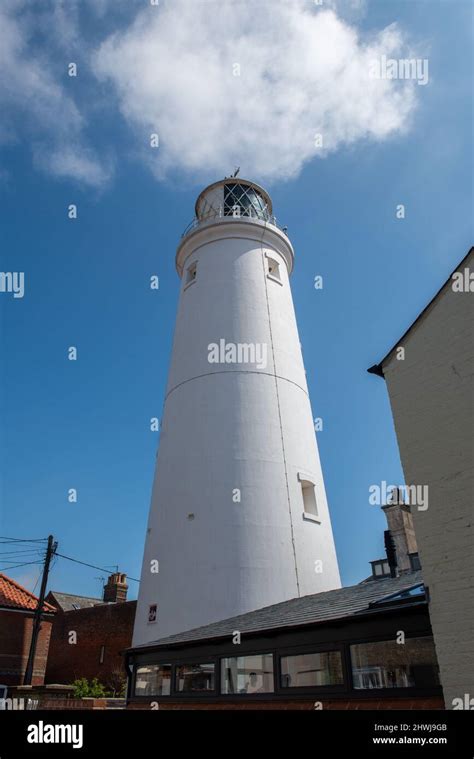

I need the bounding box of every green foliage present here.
[72,677,109,698]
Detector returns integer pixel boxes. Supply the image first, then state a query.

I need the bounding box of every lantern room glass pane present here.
[223,183,268,220]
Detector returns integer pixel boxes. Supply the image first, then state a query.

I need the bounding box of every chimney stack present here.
[103,573,128,603]
[382,489,419,574]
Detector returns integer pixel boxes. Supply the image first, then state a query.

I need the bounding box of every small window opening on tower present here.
[298,474,319,522]
[185,261,197,287]
[99,645,105,664]
[266,255,282,284]
[267,257,280,278]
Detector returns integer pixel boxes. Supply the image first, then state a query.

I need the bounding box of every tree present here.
[107,668,127,697]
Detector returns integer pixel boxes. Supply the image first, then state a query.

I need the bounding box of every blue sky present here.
[0,0,472,601]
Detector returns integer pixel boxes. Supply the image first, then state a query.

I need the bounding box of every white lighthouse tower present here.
[133,178,340,645]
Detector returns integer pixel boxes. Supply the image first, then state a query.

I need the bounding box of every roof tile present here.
[0,572,56,613]
[133,571,424,650]
[46,591,103,612]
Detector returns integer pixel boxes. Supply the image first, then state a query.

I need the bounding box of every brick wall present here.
[0,609,53,685]
[45,600,136,689]
[382,249,474,708]
[127,697,444,710]
[40,698,108,710]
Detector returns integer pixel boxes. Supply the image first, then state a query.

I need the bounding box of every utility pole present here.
[23,534,57,686]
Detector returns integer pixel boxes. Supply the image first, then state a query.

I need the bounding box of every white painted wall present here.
[381,249,474,708]
[133,184,340,645]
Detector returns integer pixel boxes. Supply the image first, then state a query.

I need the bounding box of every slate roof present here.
[0,573,56,613]
[46,591,103,612]
[132,570,424,651]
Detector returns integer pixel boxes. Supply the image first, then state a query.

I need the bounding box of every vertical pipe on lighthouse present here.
[133,178,340,645]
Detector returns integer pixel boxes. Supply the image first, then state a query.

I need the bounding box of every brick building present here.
[45,573,136,691]
[368,246,474,708]
[0,572,55,686]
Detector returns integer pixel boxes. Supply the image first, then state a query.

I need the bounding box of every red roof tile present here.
[0,573,56,613]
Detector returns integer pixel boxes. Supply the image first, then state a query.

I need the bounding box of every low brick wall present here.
[40,698,108,710]
[4,688,125,710]
[127,697,444,711]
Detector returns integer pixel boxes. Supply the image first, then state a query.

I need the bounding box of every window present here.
[281,651,344,688]
[148,604,157,623]
[409,552,421,571]
[221,654,274,694]
[134,664,172,697]
[223,183,268,220]
[99,645,105,664]
[371,559,391,579]
[298,474,318,520]
[350,636,440,689]
[369,584,425,608]
[175,663,215,693]
[266,256,281,283]
[185,261,197,287]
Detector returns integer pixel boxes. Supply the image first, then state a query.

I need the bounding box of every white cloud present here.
[0,0,423,187]
[0,1,112,187]
[34,145,113,187]
[93,0,419,183]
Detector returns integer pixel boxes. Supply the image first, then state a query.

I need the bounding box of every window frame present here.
[219,651,276,696]
[298,472,320,523]
[278,647,346,692]
[174,660,217,695]
[128,632,441,702]
[371,559,391,579]
[265,252,283,286]
[223,183,268,220]
[147,603,157,624]
[347,632,440,692]
[133,662,173,698]
[184,260,197,290]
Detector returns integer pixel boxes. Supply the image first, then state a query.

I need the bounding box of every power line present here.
[0,545,46,552]
[0,538,140,583]
[0,551,46,561]
[55,552,140,583]
[32,566,43,595]
[0,560,44,572]
[0,549,46,557]
[0,536,48,543]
